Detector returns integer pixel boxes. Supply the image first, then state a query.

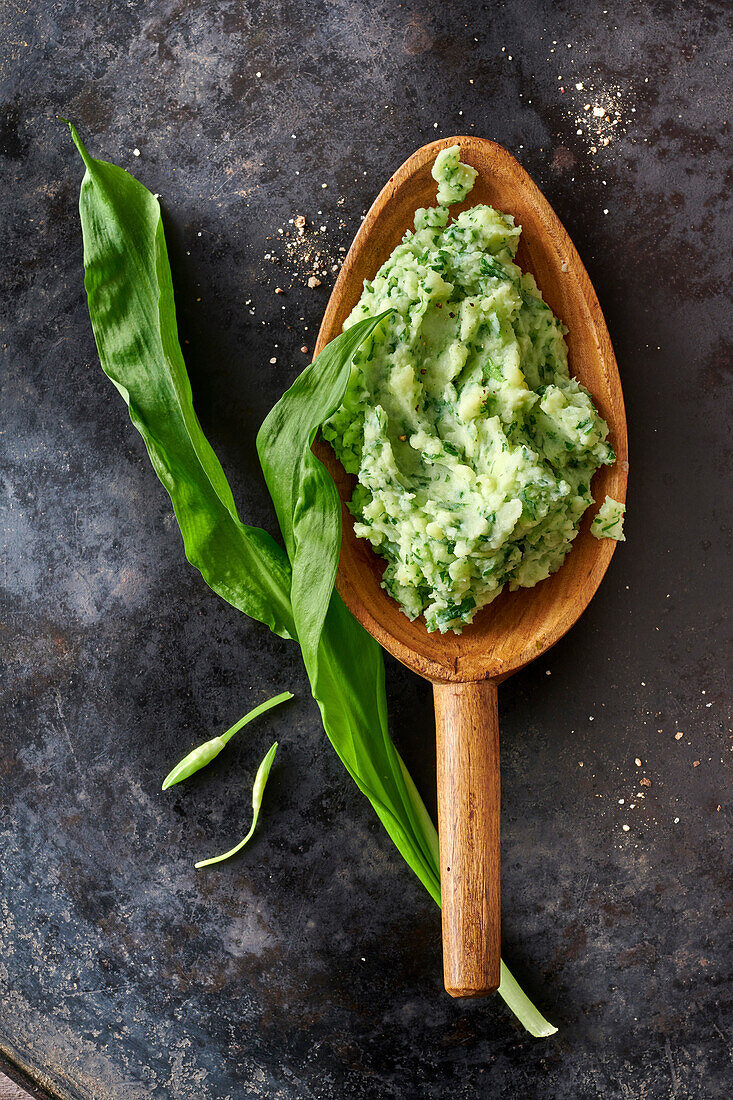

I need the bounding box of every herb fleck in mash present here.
[323,146,619,633]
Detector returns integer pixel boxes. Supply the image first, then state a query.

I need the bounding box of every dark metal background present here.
[1,1,731,1097]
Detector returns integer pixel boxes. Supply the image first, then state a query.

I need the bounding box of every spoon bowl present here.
[314,137,627,996]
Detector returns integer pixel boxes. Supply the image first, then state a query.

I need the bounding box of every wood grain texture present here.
[0,1073,34,1100]
[434,681,500,997]
[313,136,628,996]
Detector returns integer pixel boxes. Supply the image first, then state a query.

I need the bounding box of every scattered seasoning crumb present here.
[635,758,642,766]
[399,434,407,442]
[693,760,700,767]
[300,345,309,354]
[640,777,652,788]
[578,761,584,767]
[560,260,569,272]
[674,817,680,824]
[269,357,277,364]
[560,75,634,157]
[307,275,322,288]
[675,731,684,740]
[274,287,284,294]
[265,205,347,292]
[622,824,630,832]
[133,147,141,157]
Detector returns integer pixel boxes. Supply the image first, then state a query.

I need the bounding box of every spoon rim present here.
[315,136,628,683]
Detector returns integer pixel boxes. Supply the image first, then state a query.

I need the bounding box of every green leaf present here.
[68,121,295,640]
[257,315,442,904]
[257,313,390,657]
[498,962,558,1038]
[310,594,443,905]
[161,690,293,789]
[195,741,278,869]
[70,124,556,1037]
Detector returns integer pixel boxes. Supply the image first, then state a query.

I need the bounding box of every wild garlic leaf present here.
[161,690,293,790]
[195,742,278,869]
[310,594,443,904]
[257,315,443,904]
[68,121,295,640]
[257,313,391,658]
[70,126,556,1037]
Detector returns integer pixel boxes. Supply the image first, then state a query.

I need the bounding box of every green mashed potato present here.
[323,146,619,633]
[591,495,626,541]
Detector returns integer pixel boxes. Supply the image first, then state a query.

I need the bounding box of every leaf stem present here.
[498,961,558,1038]
[195,742,279,869]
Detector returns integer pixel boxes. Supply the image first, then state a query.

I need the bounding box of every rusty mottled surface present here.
[1,1,731,1097]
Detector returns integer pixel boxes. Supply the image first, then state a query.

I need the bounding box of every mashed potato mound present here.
[323,147,617,633]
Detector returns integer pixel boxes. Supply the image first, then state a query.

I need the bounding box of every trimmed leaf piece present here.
[161,690,293,790]
[162,735,226,790]
[195,742,278,869]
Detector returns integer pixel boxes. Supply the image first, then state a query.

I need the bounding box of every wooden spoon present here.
[313,137,628,998]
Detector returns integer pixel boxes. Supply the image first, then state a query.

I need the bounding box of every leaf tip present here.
[161,767,182,791]
[62,117,94,172]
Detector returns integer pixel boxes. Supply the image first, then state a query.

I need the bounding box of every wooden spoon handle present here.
[434,679,500,997]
